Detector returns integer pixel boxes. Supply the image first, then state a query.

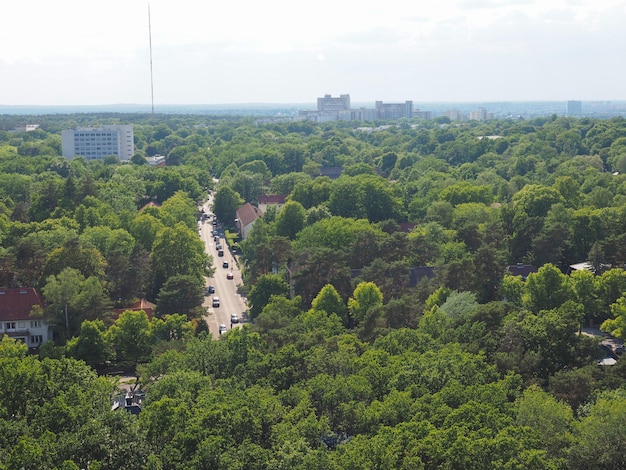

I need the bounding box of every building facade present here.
[317,94,351,112]
[0,287,51,349]
[567,100,582,117]
[375,101,413,120]
[61,125,134,161]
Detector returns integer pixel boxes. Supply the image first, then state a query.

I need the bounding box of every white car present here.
[219,324,227,335]
[231,313,239,324]
[212,296,220,307]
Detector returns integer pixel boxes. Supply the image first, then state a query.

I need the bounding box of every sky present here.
[1,0,625,106]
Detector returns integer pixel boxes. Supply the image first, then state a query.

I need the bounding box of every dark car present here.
[206,285,215,294]
[226,272,234,280]
[222,261,229,268]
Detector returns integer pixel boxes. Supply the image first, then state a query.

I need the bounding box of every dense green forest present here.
[2,113,626,468]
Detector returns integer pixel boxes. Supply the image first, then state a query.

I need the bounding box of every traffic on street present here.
[199,195,248,338]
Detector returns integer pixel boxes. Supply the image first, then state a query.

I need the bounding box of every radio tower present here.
[148,3,155,115]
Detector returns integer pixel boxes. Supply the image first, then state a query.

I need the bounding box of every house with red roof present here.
[235,203,262,240]
[258,194,287,214]
[0,287,51,348]
[111,299,156,320]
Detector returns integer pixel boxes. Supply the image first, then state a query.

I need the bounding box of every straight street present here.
[199,202,247,338]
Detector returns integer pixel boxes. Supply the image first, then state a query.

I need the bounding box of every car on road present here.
[226,272,234,280]
[222,261,229,268]
[206,285,215,294]
[216,244,223,251]
[212,296,220,307]
[231,313,238,324]
[219,324,227,335]
[218,250,224,257]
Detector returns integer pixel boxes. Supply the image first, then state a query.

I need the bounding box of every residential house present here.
[111,299,156,321]
[506,264,538,281]
[235,203,262,240]
[258,194,286,215]
[0,287,51,348]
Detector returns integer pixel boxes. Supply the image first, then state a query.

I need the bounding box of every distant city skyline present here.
[2,0,625,106]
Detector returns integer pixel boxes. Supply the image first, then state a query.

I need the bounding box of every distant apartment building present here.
[567,100,582,117]
[61,125,134,161]
[469,107,494,121]
[317,94,351,112]
[413,110,433,120]
[375,101,413,120]
[13,124,40,132]
[444,109,467,121]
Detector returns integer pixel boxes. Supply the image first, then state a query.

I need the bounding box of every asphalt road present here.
[199,208,248,338]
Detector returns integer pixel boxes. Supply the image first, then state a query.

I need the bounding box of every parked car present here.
[231,313,239,324]
[212,296,220,307]
[226,272,234,280]
[219,324,227,335]
[222,261,229,268]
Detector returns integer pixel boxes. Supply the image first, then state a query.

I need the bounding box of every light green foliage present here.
[516,384,574,458]
[275,200,306,240]
[151,222,211,282]
[129,211,164,251]
[328,174,403,222]
[65,319,112,367]
[106,310,153,364]
[513,184,564,218]
[294,216,383,253]
[158,190,198,230]
[348,281,383,326]
[43,237,107,281]
[439,291,478,318]
[600,295,626,339]
[213,185,244,225]
[524,264,573,313]
[500,274,525,306]
[311,284,348,325]
[151,314,194,341]
[248,274,290,319]
[43,267,109,340]
[569,390,626,469]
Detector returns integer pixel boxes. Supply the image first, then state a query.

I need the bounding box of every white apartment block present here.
[317,94,351,112]
[61,125,134,161]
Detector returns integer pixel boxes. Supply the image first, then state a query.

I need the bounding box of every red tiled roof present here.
[258,194,286,205]
[111,299,156,320]
[236,203,262,227]
[0,288,45,321]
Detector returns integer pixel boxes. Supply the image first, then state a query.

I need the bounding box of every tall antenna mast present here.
[148,3,155,115]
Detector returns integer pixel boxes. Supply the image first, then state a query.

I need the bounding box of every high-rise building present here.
[567,100,582,116]
[375,101,413,120]
[317,94,351,112]
[469,107,493,121]
[61,125,134,161]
